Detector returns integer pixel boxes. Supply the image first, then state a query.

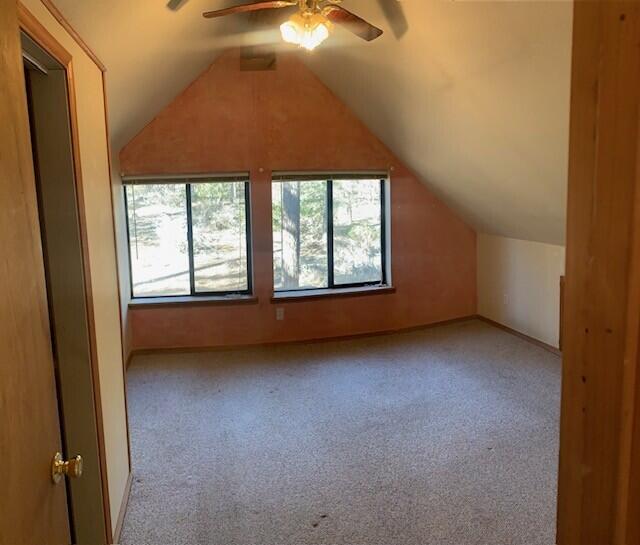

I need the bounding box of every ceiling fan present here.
[203,0,381,51]
[168,0,408,49]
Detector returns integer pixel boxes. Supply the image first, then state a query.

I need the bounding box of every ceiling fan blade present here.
[248,4,296,28]
[167,0,188,10]
[325,6,383,42]
[377,0,408,39]
[203,1,296,19]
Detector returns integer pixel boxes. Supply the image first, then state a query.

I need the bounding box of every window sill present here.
[271,285,395,303]
[129,295,258,309]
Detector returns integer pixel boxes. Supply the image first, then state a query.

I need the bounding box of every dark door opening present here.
[22,31,108,545]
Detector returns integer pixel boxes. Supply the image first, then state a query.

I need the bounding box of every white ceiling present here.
[53,0,573,245]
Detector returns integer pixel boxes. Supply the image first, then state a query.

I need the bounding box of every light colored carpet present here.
[121,319,560,545]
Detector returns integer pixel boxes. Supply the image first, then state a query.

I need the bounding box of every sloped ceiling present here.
[304,1,573,245]
[51,0,573,244]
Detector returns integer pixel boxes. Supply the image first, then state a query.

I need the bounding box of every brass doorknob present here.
[51,452,83,484]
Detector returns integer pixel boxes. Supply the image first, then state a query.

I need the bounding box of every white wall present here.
[478,234,565,348]
[110,153,132,359]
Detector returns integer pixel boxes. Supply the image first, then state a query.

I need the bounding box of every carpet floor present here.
[121,319,560,545]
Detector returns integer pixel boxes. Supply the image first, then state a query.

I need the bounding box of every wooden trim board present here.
[112,471,133,545]
[39,0,106,72]
[125,350,134,370]
[271,286,396,303]
[476,316,561,357]
[127,315,479,360]
[559,276,565,352]
[129,295,259,309]
[126,315,565,363]
[558,2,640,543]
[18,2,70,64]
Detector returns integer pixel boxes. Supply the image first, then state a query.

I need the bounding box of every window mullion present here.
[380,179,387,286]
[123,187,135,300]
[327,179,335,289]
[244,181,253,294]
[186,183,196,296]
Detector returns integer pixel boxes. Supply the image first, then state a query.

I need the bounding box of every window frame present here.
[272,175,388,294]
[123,177,253,300]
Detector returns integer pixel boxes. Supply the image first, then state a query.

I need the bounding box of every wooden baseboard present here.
[476,315,562,357]
[127,315,561,363]
[112,471,133,545]
[128,315,478,360]
[125,350,133,370]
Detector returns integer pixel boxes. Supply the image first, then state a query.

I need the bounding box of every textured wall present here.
[121,49,477,350]
[477,234,565,347]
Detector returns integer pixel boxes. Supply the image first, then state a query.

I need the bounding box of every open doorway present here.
[22,32,108,544]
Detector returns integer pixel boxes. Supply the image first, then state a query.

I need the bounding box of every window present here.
[272,175,388,292]
[125,177,251,298]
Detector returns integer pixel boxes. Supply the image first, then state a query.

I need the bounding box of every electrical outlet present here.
[276,307,285,321]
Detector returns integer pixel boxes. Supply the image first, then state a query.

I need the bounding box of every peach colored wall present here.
[120,49,477,351]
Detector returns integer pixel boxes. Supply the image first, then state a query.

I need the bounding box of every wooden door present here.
[0,0,71,543]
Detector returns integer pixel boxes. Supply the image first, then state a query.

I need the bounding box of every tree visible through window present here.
[125,179,251,298]
[272,176,387,291]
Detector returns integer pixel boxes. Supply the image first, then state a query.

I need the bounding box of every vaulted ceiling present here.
[52,0,573,245]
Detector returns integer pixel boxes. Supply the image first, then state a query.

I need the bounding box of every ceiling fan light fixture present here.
[280,14,303,45]
[280,12,331,51]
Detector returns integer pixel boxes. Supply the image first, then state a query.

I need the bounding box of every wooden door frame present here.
[10,1,640,544]
[557,1,640,543]
[17,5,118,541]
